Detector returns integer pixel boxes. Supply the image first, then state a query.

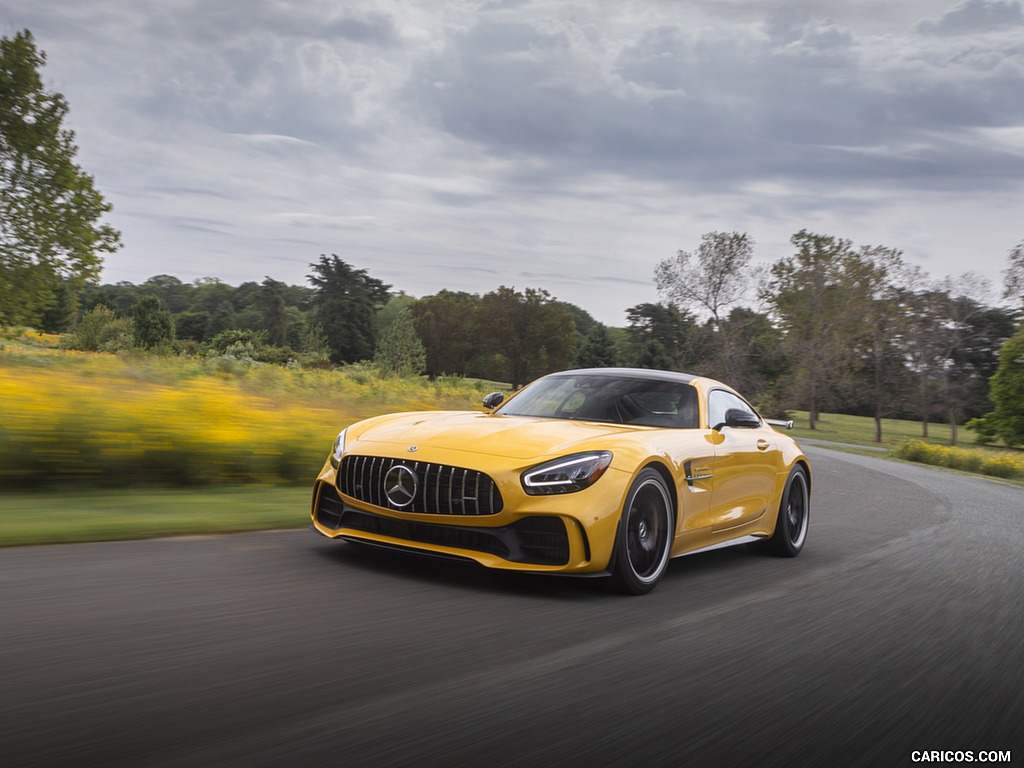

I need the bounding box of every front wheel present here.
[608,468,674,595]
[753,465,809,557]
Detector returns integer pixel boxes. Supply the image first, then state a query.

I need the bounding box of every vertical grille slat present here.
[369,457,380,507]
[436,465,444,515]
[337,455,503,516]
[424,464,435,515]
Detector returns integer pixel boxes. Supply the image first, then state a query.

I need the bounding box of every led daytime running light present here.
[522,451,613,495]
[329,428,348,468]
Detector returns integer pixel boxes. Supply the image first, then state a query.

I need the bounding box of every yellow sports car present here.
[311,368,810,594]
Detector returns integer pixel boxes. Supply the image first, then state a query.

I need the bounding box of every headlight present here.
[521,451,613,495]
[329,428,348,469]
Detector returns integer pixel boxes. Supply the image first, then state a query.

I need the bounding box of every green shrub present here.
[61,305,134,352]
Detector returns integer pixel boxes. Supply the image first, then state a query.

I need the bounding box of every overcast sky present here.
[3,0,1023,324]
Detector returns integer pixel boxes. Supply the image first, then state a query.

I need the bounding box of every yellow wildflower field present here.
[1,346,489,488]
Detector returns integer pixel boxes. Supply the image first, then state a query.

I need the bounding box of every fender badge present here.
[407,446,418,452]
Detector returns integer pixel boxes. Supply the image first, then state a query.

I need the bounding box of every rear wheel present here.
[752,465,809,557]
[609,469,674,595]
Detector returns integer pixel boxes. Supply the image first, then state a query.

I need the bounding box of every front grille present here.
[337,455,503,516]
[314,485,569,566]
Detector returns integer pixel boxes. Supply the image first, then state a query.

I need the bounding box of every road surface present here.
[2,446,1022,767]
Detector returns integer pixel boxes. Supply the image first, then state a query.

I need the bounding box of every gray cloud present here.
[2,0,1022,323]
[917,0,1023,35]
[406,11,1024,195]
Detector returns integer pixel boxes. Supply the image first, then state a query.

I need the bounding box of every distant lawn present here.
[0,486,312,547]
[787,411,967,449]
[786,410,1024,483]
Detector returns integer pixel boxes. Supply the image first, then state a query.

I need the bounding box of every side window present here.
[707,390,758,430]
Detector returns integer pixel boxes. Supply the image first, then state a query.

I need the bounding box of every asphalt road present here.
[2,446,1022,768]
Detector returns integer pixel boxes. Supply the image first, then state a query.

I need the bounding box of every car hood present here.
[350,411,641,461]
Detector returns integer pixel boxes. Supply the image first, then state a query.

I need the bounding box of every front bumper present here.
[310,462,628,574]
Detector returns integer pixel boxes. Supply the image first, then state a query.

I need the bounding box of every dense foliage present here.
[969,326,1024,447]
[0,30,120,327]
[308,255,391,364]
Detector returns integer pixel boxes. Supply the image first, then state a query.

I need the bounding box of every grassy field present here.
[787,410,964,449]
[0,486,313,546]
[787,410,1024,481]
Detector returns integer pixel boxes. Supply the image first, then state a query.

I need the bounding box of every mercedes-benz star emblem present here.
[383,464,418,508]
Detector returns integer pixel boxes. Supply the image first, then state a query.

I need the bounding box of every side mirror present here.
[482,392,505,410]
[715,408,761,430]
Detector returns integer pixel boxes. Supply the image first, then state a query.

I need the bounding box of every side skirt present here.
[674,534,766,558]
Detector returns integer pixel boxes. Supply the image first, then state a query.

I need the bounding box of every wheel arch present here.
[605,459,678,576]
[795,458,811,495]
[641,459,680,525]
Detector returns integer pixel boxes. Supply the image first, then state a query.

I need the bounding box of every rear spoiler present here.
[765,418,794,430]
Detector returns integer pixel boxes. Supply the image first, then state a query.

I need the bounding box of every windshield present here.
[496,374,699,428]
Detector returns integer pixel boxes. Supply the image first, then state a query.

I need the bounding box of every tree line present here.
[3,28,1024,446]
[35,231,1023,447]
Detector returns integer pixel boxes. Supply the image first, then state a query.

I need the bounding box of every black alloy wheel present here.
[609,468,674,595]
[753,464,809,557]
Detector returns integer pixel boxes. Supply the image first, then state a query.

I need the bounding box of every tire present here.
[609,468,674,595]
[753,465,809,557]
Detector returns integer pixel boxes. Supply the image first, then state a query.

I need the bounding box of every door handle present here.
[756,439,770,451]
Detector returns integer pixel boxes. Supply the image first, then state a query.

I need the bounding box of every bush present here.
[968,326,1024,448]
[895,440,1024,480]
[374,308,426,378]
[61,305,134,352]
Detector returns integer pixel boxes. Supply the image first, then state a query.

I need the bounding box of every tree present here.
[410,290,479,379]
[902,277,1009,444]
[970,325,1024,447]
[174,311,210,342]
[141,275,188,313]
[655,231,756,381]
[131,294,175,349]
[717,306,787,404]
[625,302,701,371]
[37,280,74,333]
[1,30,121,327]
[308,255,391,364]
[256,277,288,347]
[1003,240,1024,309]
[477,286,575,388]
[764,231,864,430]
[574,324,619,368]
[374,308,426,378]
[847,245,912,443]
[376,292,416,334]
[656,232,754,325]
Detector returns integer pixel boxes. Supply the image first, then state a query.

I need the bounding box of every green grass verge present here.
[787,411,964,449]
[786,410,1024,483]
[0,486,312,547]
